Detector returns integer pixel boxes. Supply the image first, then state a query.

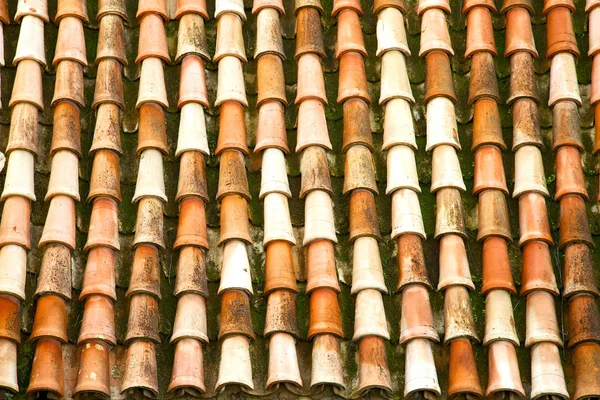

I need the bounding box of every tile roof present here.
[0,0,599,398]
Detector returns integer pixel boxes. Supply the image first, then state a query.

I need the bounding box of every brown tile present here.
[264,289,300,337]
[425,51,457,104]
[468,51,500,104]
[465,7,496,57]
[216,102,249,155]
[214,14,246,62]
[176,151,209,203]
[343,145,378,194]
[133,198,165,249]
[552,100,583,151]
[568,294,600,347]
[35,243,72,300]
[218,290,255,340]
[174,246,208,297]
[521,240,559,296]
[511,99,543,149]
[559,194,594,249]
[90,104,122,155]
[477,189,511,242]
[93,59,125,109]
[482,237,517,295]
[444,285,478,343]
[397,234,431,290]
[218,195,252,245]
[120,340,159,397]
[338,51,370,104]
[125,293,160,344]
[563,243,599,298]
[0,295,20,343]
[176,13,210,62]
[97,0,128,21]
[295,7,325,59]
[572,343,600,399]
[7,104,39,155]
[256,54,286,107]
[174,196,209,249]
[254,8,284,59]
[357,336,391,393]
[265,241,298,294]
[51,101,82,157]
[80,247,117,301]
[447,339,484,399]
[555,146,587,200]
[176,0,209,20]
[507,52,538,104]
[88,149,122,202]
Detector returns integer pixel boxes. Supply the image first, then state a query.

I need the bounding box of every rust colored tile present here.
[133,198,165,249]
[0,196,31,249]
[80,247,117,301]
[343,144,378,194]
[51,101,82,157]
[468,51,500,104]
[542,0,575,14]
[168,338,206,395]
[176,13,210,62]
[216,151,251,200]
[525,291,562,347]
[342,99,373,151]
[397,234,431,290]
[176,151,209,203]
[0,295,20,343]
[482,237,517,295]
[0,0,8,24]
[335,9,366,59]
[90,104,122,155]
[349,190,381,242]
[559,195,593,249]
[35,244,72,301]
[568,294,600,347]
[97,0,128,20]
[486,341,525,397]
[56,0,89,22]
[477,189,511,242]
[438,234,475,290]
[10,60,44,110]
[521,240,558,296]
[125,294,160,344]
[85,197,120,251]
[78,294,116,345]
[52,61,84,108]
[505,8,538,57]
[73,341,111,397]
[448,339,484,399]
[572,343,600,399]
[176,0,209,19]
[563,243,600,298]
[425,51,457,104]
[465,7,496,57]
[6,103,39,155]
[546,6,579,58]
[88,149,122,203]
[507,52,538,105]
[174,246,208,297]
[137,103,168,155]
[218,195,252,245]
[374,0,406,13]
[127,245,160,298]
[332,0,362,15]
[171,293,208,343]
[444,285,478,343]
[518,193,553,247]
[216,102,249,155]
[337,51,370,104]
[255,101,289,153]
[93,59,125,109]
[500,0,534,12]
[39,195,76,250]
[257,54,287,107]
[53,17,87,66]
[434,188,466,239]
[214,14,246,62]
[136,14,170,64]
[27,339,64,398]
[552,101,583,151]
[254,8,284,59]
[174,197,209,250]
[264,289,300,337]
[462,0,496,13]
[473,145,508,195]
[511,99,542,149]
[218,290,255,340]
[295,7,325,59]
[472,99,505,151]
[295,0,325,13]
[308,287,343,339]
[265,241,298,294]
[120,340,159,397]
[399,284,438,343]
[555,146,587,201]
[357,336,392,393]
[136,0,168,20]
[30,295,68,343]
[306,240,341,293]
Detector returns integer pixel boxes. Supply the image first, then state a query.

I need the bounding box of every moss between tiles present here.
[0,0,598,397]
